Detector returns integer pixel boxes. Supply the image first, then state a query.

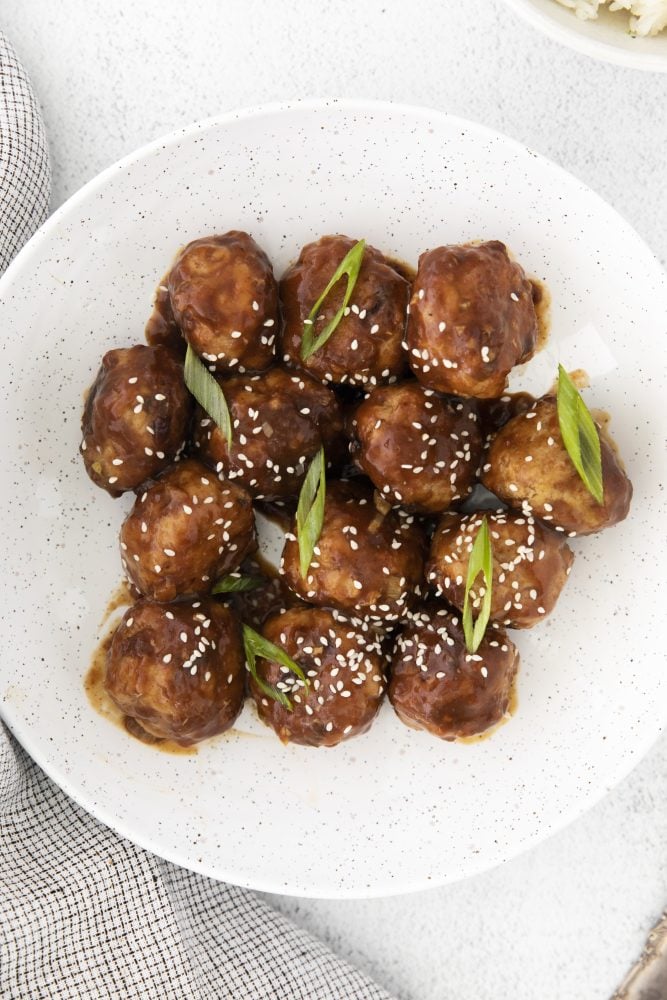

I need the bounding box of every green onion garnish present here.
[556,364,604,505]
[242,624,310,711]
[300,239,366,360]
[296,447,326,579]
[212,575,263,594]
[462,515,493,655]
[184,344,233,449]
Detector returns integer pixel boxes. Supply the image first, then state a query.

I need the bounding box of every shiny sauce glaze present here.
[457,684,518,744]
[531,278,550,353]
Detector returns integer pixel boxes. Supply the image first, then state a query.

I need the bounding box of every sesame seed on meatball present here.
[191,366,346,500]
[80,344,192,496]
[105,598,245,745]
[249,607,386,747]
[427,509,574,629]
[406,241,537,398]
[168,231,279,374]
[281,479,427,623]
[482,395,632,535]
[350,381,483,514]
[280,235,409,388]
[389,605,519,740]
[120,458,255,602]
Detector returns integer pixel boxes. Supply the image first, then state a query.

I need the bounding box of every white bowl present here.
[1,100,666,898]
[501,0,667,71]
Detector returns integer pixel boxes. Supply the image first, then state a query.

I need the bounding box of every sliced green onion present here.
[184,344,233,449]
[300,239,366,360]
[556,364,604,505]
[462,515,493,655]
[212,575,263,594]
[242,624,310,711]
[296,447,326,579]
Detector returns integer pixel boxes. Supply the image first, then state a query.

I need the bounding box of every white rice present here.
[554,0,667,34]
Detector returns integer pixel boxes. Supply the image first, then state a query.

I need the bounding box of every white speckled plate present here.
[1,100,666,899]
[500,0,667,71]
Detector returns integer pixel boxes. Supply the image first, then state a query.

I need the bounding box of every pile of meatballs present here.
[81,232,632,749]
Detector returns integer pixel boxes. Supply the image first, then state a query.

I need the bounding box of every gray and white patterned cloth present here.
[0,31,393,1000]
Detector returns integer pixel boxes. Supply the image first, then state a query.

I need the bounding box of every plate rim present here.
[1,97,666,899]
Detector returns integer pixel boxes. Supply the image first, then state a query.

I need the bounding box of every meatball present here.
[427,509,574,629]
[120,458,255,602]
[80,344,192,497]
[350,381,483,514]
[168,231,278,373]
[281,479,427,623]
[145,278,184,354]
[406,241,537,398]
[389,604,519,740]
[105,598,245,745]
[192,366,345,500]
[280,235,409,387]
[482,395,632,535]
[249,607,385,747]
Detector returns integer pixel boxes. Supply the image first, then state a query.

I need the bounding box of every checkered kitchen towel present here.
[0,32,393,1000]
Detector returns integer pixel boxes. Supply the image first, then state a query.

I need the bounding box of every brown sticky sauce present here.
[548,367,590,395]
[255,499,294,533]
[84,623,196,756]
[478,390,537,437]
[144,270,185,353]
[100,579,133,626]
[590,407,611,434]
[386,255,416,284]
[230,553,304,630]
[530,278,550,353]
[591,406,626,469]
[457,683,519,745]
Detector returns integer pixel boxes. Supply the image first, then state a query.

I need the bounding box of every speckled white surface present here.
[2,1,667,998]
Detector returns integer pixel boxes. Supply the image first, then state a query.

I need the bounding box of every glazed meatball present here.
[280,235,409,387]
[105,598,245,745]
[389,604,519,740]
[249,607,386,747]
[120,458,255,602]
[427,509,574,629]
[281,479,427,623]
[406,241,537,398]
[350,381,483,514]
[168,231,278,373]
[192,367,345,500]
[145,278,184,355]
[81,344,192,496]
[482,395,632,535]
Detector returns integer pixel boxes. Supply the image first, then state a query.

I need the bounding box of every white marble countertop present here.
[4,1,666,997]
